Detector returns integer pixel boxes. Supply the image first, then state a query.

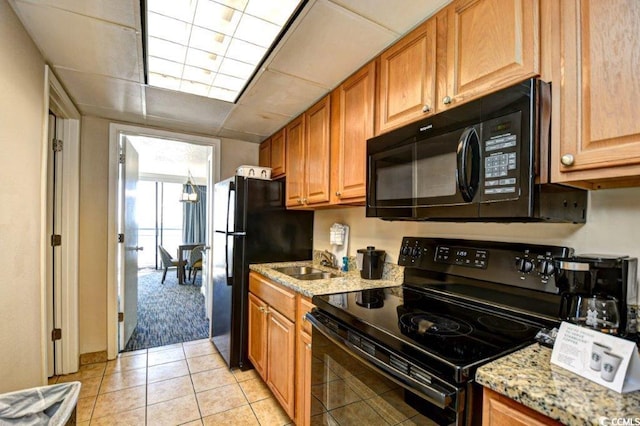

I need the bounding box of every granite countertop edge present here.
[249,260,402,298]
[476,343,640,425]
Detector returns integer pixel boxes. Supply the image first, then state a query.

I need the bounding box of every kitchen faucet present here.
[319,250,337,269]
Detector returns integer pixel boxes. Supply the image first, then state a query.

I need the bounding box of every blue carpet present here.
[123,268,209,351]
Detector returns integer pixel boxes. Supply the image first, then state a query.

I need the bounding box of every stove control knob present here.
[538,260,555,276]
[411,247,421,257]
[516,258,534,273]
[401,246,411,256]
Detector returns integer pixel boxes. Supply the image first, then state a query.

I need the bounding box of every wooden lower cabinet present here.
[295,295,315,426]
[248,272,315,423]
[482,388,561,426]
[266,308,296,416]
[247,293,268,378]
[248,272,296,419]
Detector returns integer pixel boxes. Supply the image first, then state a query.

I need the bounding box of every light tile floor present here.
[50,339,293,425]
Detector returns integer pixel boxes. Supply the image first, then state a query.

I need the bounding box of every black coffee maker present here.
[555,254,638,338]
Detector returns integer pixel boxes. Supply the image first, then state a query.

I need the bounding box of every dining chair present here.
[187,245,205,284]
[158,245,180,284]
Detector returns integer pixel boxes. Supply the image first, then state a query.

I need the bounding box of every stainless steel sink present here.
[273,266,339,280]
[294,272,339,280]
[273,266,323,276]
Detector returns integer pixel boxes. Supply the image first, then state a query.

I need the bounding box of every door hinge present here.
[118,312,124,322]
[119,153,125,164]
[51,328,62,341]
[118,233,125,243]
[51,234,62,247]
[52,139,63,152]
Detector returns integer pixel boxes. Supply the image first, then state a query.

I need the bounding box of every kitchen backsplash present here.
[314,187,640,297]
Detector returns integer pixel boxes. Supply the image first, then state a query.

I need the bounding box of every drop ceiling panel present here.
[14,0,139,29]
[145,86,233,129]
[217,128,264,144]
[238,70,327,117]
[79,104,145,124]
[328,0,449,33]
[12,0,141,81]
[54,67,143,113]
[223,104,291,137]
[143,115,223,136]
[268,0,397,88]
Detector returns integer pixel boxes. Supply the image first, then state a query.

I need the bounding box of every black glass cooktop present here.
[313,285,544,367]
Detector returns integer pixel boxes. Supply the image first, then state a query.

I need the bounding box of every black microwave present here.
[366,79,587,223]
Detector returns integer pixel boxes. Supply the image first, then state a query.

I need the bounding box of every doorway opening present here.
[107,124,220,358]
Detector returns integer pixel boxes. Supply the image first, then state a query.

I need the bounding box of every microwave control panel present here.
[481,112,522,200]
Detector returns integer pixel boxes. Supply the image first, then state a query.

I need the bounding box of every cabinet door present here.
[285,115,305,207]
[247,293,268,379]
[270,128,286,178]
[440,0,539,111]
[376,18,436,134]
[259,139,271,169]
[483,388,561,426]
[267,308,296,418]
[553,0,640,186]
[304,95,331,205]
[295,331,312,426]
[332,62,375,204]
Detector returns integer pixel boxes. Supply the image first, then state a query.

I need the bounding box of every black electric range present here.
[308,238,571,425]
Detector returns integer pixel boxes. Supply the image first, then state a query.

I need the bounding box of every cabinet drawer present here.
[297,295,315,335]
[249,272,296,321]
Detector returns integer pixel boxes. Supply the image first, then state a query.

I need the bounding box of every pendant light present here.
[180,171,199,203]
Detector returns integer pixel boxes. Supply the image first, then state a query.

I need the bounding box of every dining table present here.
[177,243,204,284]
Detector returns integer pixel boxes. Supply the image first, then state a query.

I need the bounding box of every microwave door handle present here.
[456,127,481,202]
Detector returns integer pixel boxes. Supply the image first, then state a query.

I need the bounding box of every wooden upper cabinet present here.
[331,61,375,204]
[438,0,539,111]
[285,115,305,207]
[552,0,640,187]
[259,139,271,168]
[304,95,331,206]
[270,128,286,178]
[376,18,436,135]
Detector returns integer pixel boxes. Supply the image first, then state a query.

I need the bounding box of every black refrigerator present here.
[212,176,313,369]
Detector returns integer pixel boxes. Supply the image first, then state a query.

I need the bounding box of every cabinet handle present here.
[306,343,312,350]
[258,307,265,312]
[302,198,307,204]
[561,154,575,166]
[297,198,303,205]
[443,96,452,105]
[422,105,431,113]
[335,191,341,197]
[302,315,307,322]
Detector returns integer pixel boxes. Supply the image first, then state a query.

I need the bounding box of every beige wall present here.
[0,0,47,392]
[219,138,260,180]
[315,188,640,278]
[77,118,259,354]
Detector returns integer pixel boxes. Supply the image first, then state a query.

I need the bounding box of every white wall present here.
[0,0,47,392]
[219,138,260,180]
[315,187,640,269]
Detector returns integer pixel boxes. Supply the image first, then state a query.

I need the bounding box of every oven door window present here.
[311,328,456,425]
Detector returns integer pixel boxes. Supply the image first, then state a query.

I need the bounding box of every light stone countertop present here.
[249,260,403,298]
[476,343,640,425]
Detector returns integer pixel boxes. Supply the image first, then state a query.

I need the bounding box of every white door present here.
[46,113,64,376]
[203,152,215,332]
[119,139,140,350]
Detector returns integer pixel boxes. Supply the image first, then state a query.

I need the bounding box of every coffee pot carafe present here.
[555,254,638,337]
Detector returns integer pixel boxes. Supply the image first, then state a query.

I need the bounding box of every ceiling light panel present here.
[146,0,302,103]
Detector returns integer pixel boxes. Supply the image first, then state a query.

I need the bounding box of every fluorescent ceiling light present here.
[146,0,302,103]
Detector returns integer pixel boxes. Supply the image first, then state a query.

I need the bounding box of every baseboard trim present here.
[79,350,108,365]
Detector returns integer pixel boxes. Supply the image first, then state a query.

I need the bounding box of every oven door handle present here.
[307,312,456,410]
